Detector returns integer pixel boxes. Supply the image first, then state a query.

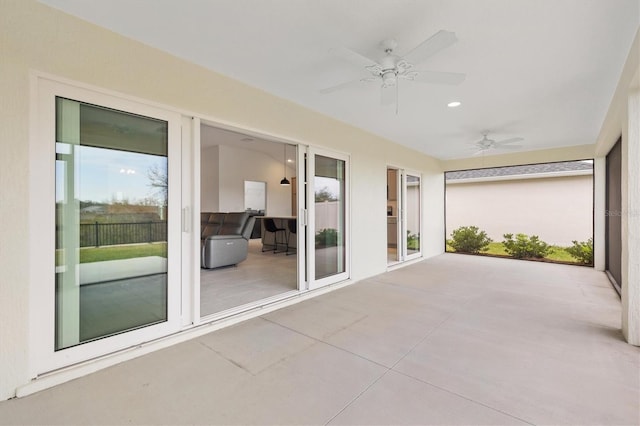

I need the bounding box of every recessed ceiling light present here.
[287,159,293,163]
[447,101,461,108]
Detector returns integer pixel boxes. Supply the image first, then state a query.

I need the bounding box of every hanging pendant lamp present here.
[280,144,290,186]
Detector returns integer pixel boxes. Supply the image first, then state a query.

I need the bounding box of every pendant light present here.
[280,144,290,186]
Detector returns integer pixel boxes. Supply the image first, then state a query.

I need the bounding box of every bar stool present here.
[286,218,297,256]
[262,218,287,253]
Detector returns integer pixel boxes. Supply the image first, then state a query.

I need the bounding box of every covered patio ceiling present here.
[39,0,639,159]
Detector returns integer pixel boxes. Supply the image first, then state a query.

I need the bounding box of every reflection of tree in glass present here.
[315,186,338,202]
[147,162,168,206]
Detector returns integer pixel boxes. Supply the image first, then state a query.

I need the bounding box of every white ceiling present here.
[200,124,296,167]
[41,0,639,160]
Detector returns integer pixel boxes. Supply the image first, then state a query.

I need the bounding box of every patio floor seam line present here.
[379,292,540,426]
[391,317,452,368]
[322,369,393,426]
[390,369,536,426]
[259,316,392,370]
[197,340,256,377]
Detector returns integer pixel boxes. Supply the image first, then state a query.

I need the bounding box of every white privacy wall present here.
[446,174,593,246]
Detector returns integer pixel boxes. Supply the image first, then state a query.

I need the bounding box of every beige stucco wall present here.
[446,174,593,246]
[0,1,446,399]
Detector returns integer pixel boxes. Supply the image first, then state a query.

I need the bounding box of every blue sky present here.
[56,146,166,204]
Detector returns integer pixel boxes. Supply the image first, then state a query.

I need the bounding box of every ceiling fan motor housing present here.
[382,70,397,86]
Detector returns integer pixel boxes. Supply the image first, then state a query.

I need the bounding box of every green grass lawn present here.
[447,242,582,264]
[81,243,167,263]
[56,243,168,265]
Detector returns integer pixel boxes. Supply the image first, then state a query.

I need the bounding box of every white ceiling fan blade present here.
[381,84,397,106]
[494,145,522,150]
[329,46,379,69]
[472,148,489,156]
[318,78,363,94]
[407,70,466,85]
[403,30,458,65]
[495,137,524,146]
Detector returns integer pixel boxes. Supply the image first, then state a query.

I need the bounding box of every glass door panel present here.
[387,168,422,266]
[404,173,421,260]
[314,155,346,279]
[55,97,169,350]
[309,150,349,288]
[387,168,401,265]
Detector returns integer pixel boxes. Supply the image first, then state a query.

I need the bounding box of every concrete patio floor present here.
[1,253,638,425]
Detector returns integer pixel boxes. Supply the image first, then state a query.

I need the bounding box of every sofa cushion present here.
[201,212,226,239]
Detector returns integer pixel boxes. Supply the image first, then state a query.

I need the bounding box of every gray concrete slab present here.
[1,253,638,425]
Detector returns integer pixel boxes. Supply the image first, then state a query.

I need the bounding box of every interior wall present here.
[217,144,293,216]
[0,0,445,399]
[200,145,220,212]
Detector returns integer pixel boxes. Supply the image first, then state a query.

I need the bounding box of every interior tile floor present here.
[201,239,297,316]
[2,253,638,425]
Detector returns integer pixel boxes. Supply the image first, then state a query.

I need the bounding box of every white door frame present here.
[182,116,200,326]
[387,166,423,265]
[29,76,183,375]
[307,147,350,290]
[402,169,423,262]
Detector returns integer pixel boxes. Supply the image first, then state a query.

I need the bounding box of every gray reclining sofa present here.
[201,212,256,269]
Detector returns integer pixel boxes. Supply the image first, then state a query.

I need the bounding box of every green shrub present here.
[315,228,338,248]
[502,233,551,259]
[565,238,594,264]
[407,231,420,250]
[447,226,492,254]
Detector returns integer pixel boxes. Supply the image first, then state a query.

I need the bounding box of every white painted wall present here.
[200,143,293,216]
[217,144,293,216]
[0,1,445,399]
[446,174,593,246]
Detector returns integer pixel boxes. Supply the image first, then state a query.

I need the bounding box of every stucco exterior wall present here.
[0,0,445,399]
[595,27,640,346]
[446,174,593,246]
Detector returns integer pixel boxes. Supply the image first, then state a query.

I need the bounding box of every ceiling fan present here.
[471,132,524,155]
[319,30,466,111]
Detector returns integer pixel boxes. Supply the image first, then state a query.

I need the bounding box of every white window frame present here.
[29,76,183,375]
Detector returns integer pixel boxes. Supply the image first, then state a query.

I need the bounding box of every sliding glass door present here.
[403,173,422,261]
[308,149,349,289]
[35,79,182,372]
[387,167,422,265]
[55,98,172,349]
